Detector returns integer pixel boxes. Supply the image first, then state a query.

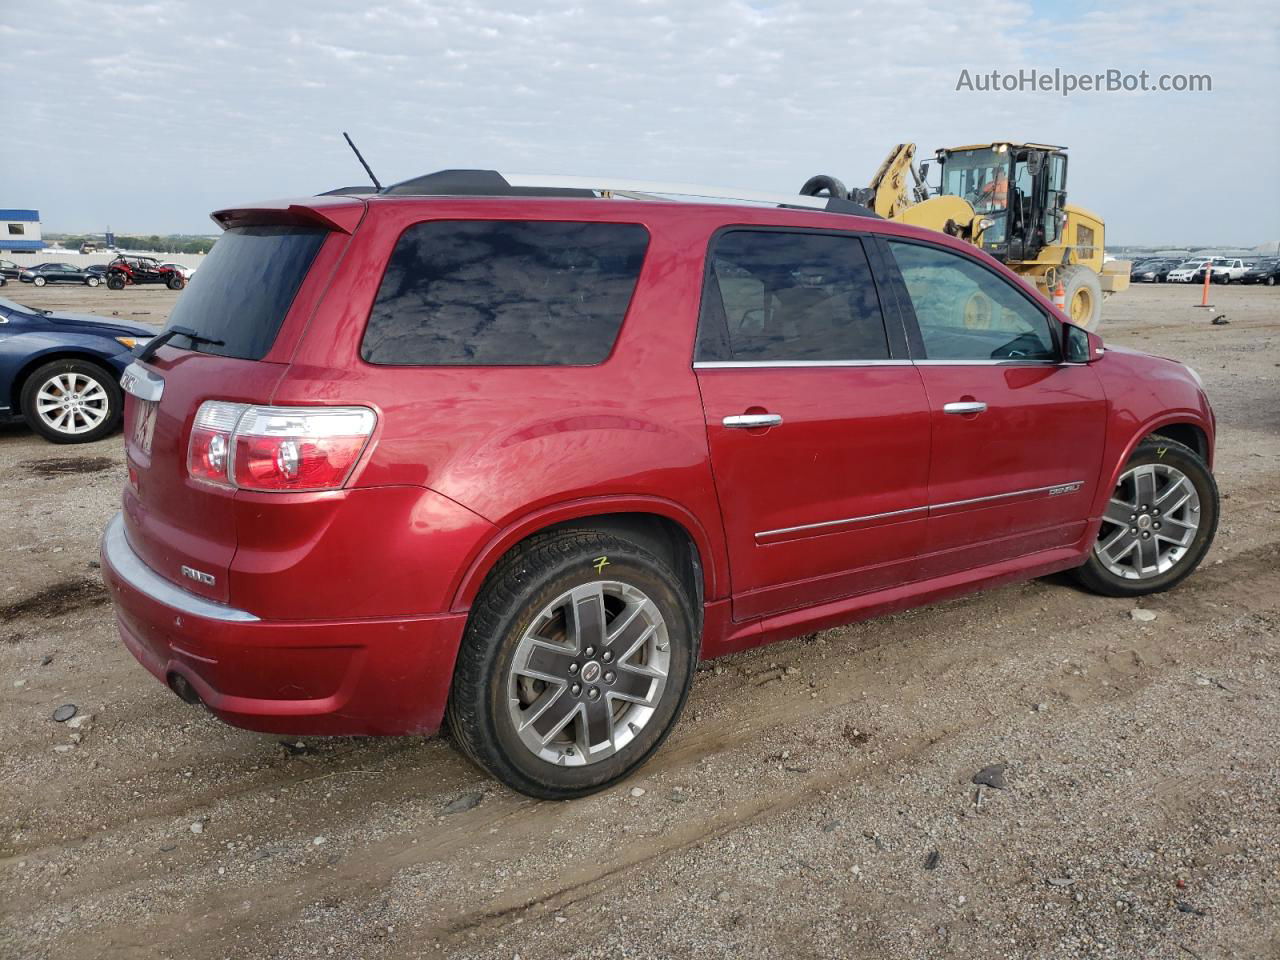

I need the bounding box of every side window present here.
[362,220,649,366]
[886,241,1057,361]
[695,230,889,362]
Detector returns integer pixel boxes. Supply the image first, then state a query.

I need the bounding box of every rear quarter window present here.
[164,225,327,360]
[360,220,649,366]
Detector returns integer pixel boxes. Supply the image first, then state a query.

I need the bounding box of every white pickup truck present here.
[1211,258,1252,284]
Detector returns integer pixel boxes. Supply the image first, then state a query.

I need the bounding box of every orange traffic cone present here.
[1053,280,1067,313]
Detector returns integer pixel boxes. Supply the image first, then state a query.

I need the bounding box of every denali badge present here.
[1048,482,1083,496]
[181,565,216,586]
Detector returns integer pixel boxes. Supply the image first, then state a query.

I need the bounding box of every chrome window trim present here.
[694,359,912,369]
[101,513,259,622]
[755,480,1084,540]
[912,358,1058,366]
[692,358,1063,369]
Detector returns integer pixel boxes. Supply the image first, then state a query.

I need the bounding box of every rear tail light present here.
[187,402,376,492]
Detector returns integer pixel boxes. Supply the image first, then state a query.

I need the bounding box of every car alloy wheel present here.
[34,371,111,437]
[506,581,670,767]
[86,276,99,287]
[33,276,46,286]
[1094,462,1201,580]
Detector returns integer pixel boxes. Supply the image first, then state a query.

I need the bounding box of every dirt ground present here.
[1,281,1277,960]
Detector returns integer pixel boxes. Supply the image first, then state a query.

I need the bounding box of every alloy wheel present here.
[507,581,669,767]
[35,372,110,436]
[1094,462,1201,579]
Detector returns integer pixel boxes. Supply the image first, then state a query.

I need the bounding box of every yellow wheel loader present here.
[800,142,1128,330]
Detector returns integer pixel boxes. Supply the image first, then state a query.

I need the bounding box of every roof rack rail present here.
[370,169,879,218]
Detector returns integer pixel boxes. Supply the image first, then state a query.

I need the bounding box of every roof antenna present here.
[342,132,383,191]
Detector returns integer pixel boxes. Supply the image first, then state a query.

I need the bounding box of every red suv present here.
[101,171,1218,798]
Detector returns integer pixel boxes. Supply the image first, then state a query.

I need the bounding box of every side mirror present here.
[1063,322,1103,363]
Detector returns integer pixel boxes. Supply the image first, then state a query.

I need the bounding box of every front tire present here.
[107,274,125,290]
[1073,438,1218,597]
[20,359,122,444]
[167,274,185,290]
[447,531,697,799]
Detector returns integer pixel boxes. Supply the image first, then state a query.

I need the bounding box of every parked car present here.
[1132,259,1179,283]
[105,256,185,290]
[0,296,153,442]
[19,262,102,287]
[159,262,195,281]
[1210,258,1251,284]
[1240,258,1279,285]
[0,259,23,280]
[100,173,1220,799]
[1166,258,1219,283]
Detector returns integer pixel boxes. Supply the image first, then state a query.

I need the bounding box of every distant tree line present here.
[48,234,217,254]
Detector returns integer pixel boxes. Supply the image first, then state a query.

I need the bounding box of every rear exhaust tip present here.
[167,672,202,706]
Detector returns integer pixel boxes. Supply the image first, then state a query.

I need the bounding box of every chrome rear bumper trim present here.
[101,513,259,622]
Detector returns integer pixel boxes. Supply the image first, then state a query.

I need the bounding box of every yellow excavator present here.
[800,142,1128,330]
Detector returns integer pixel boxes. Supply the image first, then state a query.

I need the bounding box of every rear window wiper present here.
[135,325,226,363]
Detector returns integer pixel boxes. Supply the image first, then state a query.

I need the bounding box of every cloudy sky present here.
[3,0,1276,245]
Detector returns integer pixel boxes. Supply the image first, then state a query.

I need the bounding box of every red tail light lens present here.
[187,401,247,488]
[187,402,376,492]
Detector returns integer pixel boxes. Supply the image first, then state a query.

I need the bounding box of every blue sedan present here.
[0,296,155,443]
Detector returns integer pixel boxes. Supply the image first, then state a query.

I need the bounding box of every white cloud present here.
[1,0,1275,243]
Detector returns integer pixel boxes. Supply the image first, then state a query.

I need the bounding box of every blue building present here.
[0,210,44,252]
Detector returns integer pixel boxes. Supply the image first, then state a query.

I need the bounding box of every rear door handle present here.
[943,401,987,415]
[723,413,783,429]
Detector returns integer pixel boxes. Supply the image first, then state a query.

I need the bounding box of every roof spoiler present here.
[210,198,365,234]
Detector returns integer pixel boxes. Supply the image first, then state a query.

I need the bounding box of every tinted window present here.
[695,231,888,362]
[887,241,1056,361]
[164,225,326,360]
[361,220,649,366]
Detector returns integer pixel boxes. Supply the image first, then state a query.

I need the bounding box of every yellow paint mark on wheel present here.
[593,556,610,574]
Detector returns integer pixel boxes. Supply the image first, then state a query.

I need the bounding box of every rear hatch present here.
[120,201,362,605]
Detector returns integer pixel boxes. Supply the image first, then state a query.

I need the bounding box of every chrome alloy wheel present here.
[507,581,670,767]
[35,372,110,436]
[1095,463,1201,579]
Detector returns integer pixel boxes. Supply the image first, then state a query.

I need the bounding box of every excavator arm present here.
[864,143,928,219]
[861,142,991,243]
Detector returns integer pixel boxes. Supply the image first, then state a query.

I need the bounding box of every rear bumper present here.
[100,513,466,736]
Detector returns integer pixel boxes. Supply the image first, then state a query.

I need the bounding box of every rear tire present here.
[447,531,697,799]
[20,359,122,444]
[1058,264,1103,331]
[33,275,46,287]
[1072,438,1218,597]
[86,276,99,287]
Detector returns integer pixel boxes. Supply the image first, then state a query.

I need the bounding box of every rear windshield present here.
[165,225,326,360]
[361,220,649,366]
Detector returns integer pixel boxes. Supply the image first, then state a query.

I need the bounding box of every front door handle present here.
[723,413,783,429]
[943,401,987,415]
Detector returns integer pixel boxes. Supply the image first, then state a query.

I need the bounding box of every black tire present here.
[167,274,185,290]
[1266,275,1276,287]
[1072,437,1218,597]
[19,358,122,444]
[1057,264,1103,331]
[447,531,697,799]
[107,274,125,290]
[32,275,46,287]
[86,276,99,287]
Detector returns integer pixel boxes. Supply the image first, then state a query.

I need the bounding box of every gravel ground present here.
[1,281,1277,960]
